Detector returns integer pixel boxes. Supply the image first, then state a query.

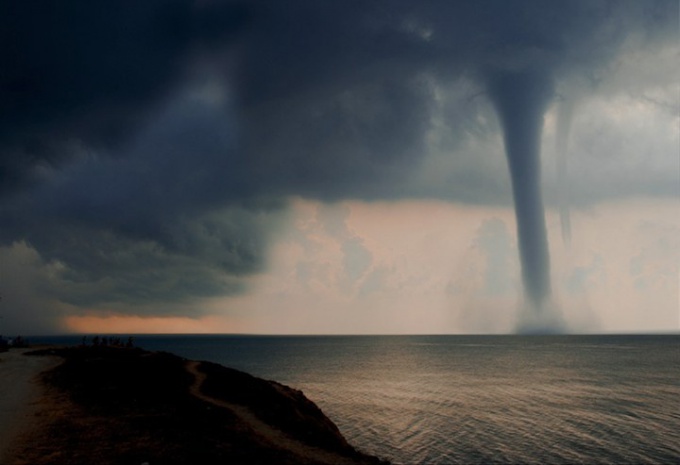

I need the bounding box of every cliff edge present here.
[7,346,388,465]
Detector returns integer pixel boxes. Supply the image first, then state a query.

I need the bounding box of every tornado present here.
[486,68,555,326]
[555,99,574,247]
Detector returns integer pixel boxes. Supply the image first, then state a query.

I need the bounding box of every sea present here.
[33,334,680,464]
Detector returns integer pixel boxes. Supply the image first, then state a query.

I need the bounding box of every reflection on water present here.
[39,334,680,464]
[257,335,680,465]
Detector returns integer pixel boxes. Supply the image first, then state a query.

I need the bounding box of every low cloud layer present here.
[0,1,677,331]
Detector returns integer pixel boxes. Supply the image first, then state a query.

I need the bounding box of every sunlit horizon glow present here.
[63,315,241,335]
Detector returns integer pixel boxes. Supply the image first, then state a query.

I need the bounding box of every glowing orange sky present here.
[64,314,242,334]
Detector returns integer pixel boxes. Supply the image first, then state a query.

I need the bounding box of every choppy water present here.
[40,335,680,464]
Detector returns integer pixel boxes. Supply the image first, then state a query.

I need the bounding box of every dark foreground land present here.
[7,346,388,465]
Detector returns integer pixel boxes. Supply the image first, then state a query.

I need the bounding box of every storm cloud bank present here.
[0,1,677,330]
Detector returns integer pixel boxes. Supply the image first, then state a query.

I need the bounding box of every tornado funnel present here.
[555,99,574,247]
[486,69,554,322]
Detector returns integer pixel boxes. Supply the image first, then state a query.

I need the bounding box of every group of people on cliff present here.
[0,335,28,351]
[81,335,135,348]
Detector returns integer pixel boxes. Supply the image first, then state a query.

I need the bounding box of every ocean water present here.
[39,335,680,464]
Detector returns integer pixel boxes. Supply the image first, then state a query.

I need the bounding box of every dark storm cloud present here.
[3,0,676,199]
[0,0,262,313]
[0,91,283,309]
[0,0,250,194]
[0,0,677,320]
[236,0,678,200]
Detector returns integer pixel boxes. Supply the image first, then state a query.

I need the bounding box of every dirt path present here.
[185,360,358,465]
[0,350,59,464]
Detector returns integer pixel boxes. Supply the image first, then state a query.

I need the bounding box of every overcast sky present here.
[1,0,678,335]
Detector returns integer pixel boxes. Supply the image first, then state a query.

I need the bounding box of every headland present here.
[2,345,388,465]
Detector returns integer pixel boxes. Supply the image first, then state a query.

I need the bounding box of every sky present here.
[0,0,678,335]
